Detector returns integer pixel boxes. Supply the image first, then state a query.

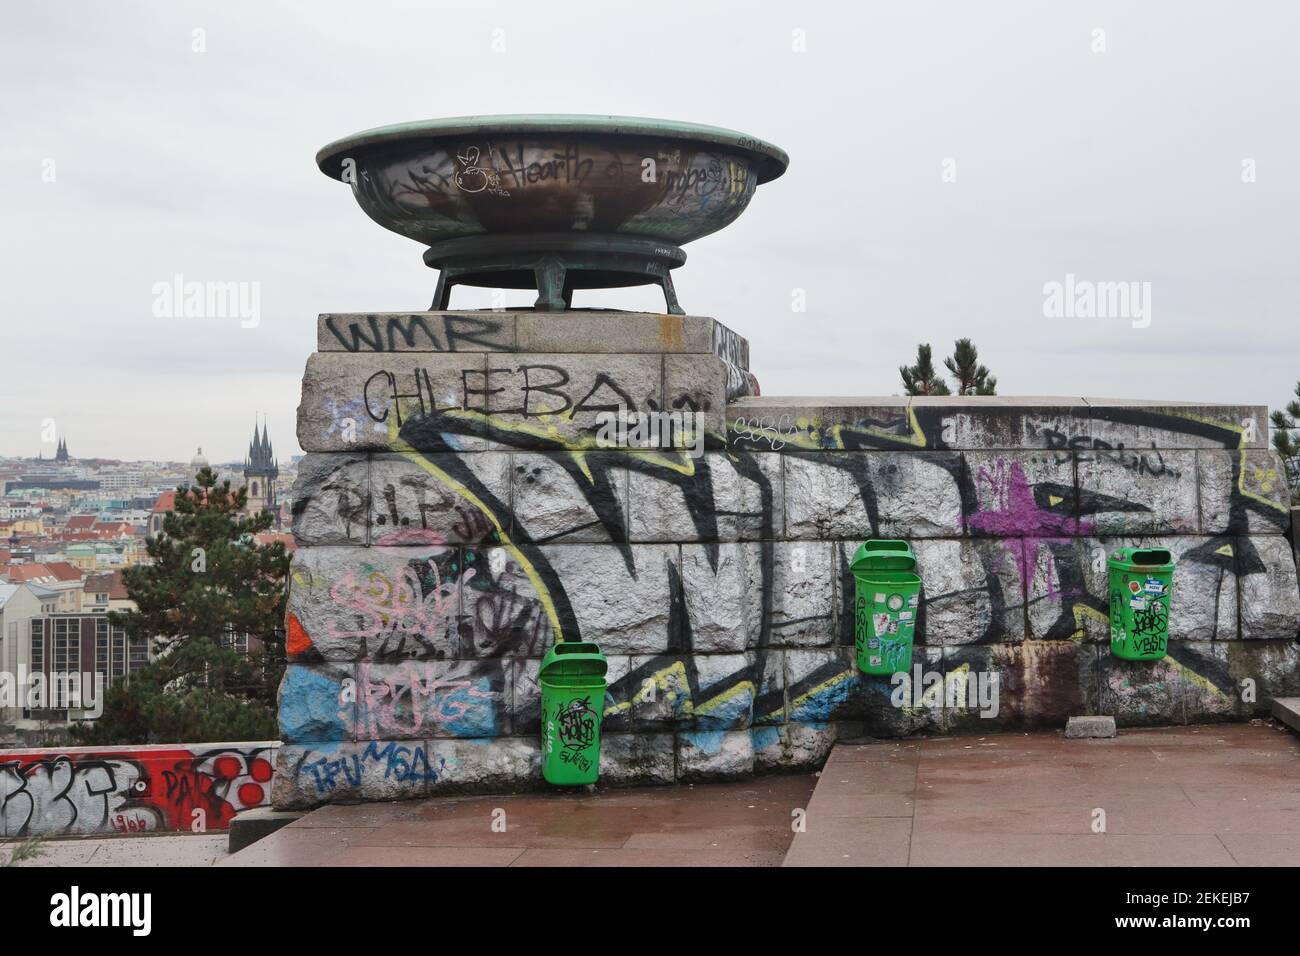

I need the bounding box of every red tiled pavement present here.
[221,722,1299,867]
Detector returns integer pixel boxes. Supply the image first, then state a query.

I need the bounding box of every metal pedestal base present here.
[422,233,687,314]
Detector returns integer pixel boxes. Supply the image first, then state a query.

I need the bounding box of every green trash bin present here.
[1108,547,1173,660]
[540,641,607,785]
[851,541,921,676]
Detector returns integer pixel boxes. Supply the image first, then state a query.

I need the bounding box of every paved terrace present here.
[13,723,1296,866]
[221,722,1297,867]
[786,722,1300,866]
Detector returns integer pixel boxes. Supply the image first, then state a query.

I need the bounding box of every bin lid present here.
[539,641,608,679]
[850,540,917,574]
[861,539,913,553]
[1107,547,1174,571]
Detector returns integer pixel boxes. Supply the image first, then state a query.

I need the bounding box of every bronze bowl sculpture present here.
[316,115,788,313]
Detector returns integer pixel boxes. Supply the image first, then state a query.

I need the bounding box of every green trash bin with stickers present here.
[850,540,921,676]
[1108,547,1174,661]
[540,641,607,785]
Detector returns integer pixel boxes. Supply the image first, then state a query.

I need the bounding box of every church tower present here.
[243,421,279,525]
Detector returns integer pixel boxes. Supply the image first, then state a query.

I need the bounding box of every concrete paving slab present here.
[509,847,787,867]
[1215,832,1300,865]
[225,774,816,867]
[5,834,228,867]
[785,721,1300,867]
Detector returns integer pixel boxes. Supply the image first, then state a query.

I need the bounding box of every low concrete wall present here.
[275,311,1300,808]
[1,742,278,837]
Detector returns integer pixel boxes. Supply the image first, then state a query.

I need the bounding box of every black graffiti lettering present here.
[519,364,571,417]
[325,314,513,352]
[444,314,511,351]
[1132,603,1168,636]
[573,373,637,417]
[326,315,384,351]
[556,697,597,750]
[363,370,396,423]
[492,144,593,189]
[384,314,441,350]
[450,504,493,542]
[463,367,507,413]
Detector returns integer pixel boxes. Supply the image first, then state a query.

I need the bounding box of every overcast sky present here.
[4,0,1298,462]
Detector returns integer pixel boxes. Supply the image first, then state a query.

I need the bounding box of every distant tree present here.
[900,344,952,395]
[72,467,289,745]
[944,338,998,395]
[1270,380,1300,504]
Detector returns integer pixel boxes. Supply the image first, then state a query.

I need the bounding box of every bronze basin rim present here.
[315,113,790,184]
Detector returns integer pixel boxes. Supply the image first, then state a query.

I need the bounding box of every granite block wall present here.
[274,311,1300,807]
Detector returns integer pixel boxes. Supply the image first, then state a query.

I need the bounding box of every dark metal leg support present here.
[430,271,453,311]
[660,271,684,315]
[533,257,568,311]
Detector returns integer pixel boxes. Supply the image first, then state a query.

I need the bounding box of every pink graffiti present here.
[355,662,500,738]
[328,562,457,641]
[373,528,449,549]
[966,459,1093,592]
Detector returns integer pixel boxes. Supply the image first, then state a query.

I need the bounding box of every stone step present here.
[1269,697,1300,735]
[227,808,303,854]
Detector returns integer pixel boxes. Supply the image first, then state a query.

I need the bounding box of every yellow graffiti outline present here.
[381,417,566,644]
[786,667,857,716]
[604,660,692,718]
[439,407,708,479]
[1070,603,1109,642]
[728,404,928,452]
[1168,411,1286,515]
[696,679,757,716]
[601,659,758,721]
[1167,655,1234,704]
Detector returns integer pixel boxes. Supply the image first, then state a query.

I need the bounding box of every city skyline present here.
[5,425,291,467]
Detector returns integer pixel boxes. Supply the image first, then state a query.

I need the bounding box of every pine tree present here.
[73,467,290,745]
[944,338,997,395]
[1270,381,1300,504]
[900,343,952,395]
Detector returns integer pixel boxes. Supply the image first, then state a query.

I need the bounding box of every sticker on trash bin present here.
[887,594,904,611]
[1144,577,1166,595]
[874,593,886,603]
[1129,597,1147,611]
[908,594,919,607]
[899,610,912,620]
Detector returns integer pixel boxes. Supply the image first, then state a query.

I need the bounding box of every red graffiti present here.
[0,744,277,837]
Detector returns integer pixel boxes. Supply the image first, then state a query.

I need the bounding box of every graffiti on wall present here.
[289,362,1295,751]
[0,744,276,838]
